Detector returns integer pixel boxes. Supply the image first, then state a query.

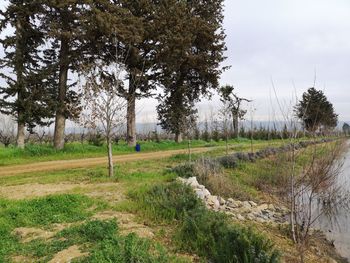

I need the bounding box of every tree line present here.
[0,0,226,149]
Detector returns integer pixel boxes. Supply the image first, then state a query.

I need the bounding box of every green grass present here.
[60,220,182,263]
[0,138,285,166]
[0,194,102,262]
[0,194,184,262]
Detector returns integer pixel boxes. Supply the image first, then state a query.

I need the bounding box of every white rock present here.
[187,177,200,188]
[207,195,220,209]
[242,201,252,209]
[227,200,242,209]
[236,214,245,221]
[267,204,276,211]
[246,214,255,220]
[227,198,235,203]
[198,184,206,190]
[257,204,269,211]
[218,196,226,205]
[194,189,206,200]
[202,189,211,198]
[248,201,258,207]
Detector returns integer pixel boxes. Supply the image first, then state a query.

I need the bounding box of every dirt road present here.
[0,147,212,177]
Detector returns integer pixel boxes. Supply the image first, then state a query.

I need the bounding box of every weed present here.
[132,182,280,263]
[177,209,280,263]
[129,182,203,223]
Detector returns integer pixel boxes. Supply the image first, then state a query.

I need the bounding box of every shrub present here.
[177,209,280,263]
[88,132,104,147]
[135,183,280,263]
[216,155,238,168]
[130,182,203,222]
[171,163,195,178]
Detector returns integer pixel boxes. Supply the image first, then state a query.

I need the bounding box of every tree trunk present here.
[233,114,239,139]
[16,121,25,149]
[107,139,114,177]
[126,73,136,147]
[54,37,69,150]
[15,18,25,149]
[175,132,183,143]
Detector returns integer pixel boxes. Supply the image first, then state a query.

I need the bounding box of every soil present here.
[0,147,211,177]
[48,245,88,263]
[0,182,122,200]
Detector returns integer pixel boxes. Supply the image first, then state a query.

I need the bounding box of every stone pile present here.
[178,176,289,223]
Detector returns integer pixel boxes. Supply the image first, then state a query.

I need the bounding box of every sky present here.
[1,0,349,124]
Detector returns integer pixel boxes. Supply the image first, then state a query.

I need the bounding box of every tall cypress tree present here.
[112,0,159,147]
[39,0,91,149]
[40,0,144,149]
[156,0,226,142]
[0,0,53,148]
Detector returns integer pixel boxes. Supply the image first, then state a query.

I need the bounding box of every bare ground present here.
[48,245,88,263]
[0,182,122,200]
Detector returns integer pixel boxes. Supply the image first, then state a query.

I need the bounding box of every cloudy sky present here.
[1,0,349,123]
[215,0,350,122]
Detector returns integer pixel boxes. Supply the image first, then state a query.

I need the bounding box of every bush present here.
[216,155,238,168]
[136,182,203,222]
[134,183,280,263]
[171,163,195,178]
[88,132,104,147]
[177,209,280,263]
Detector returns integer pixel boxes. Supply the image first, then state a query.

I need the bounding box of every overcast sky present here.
[1,0,349,123]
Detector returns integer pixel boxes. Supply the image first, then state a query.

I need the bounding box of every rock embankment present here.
[178,176,289,223]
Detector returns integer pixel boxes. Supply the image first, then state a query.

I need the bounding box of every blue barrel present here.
[135,144,141,152]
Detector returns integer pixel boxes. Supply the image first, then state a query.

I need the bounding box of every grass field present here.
[0,138,249,166]
[0,138,345,262]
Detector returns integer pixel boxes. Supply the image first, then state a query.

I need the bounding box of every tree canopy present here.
[156,0,226,141]
[295,87,338,132]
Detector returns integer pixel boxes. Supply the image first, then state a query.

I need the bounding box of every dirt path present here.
[0,147,212,177]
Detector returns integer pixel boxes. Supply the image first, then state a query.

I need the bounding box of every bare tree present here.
[270,80,349,262]
[219,85,252,139]
[0,114,16,147]
[219,101,231,155]
[80,57,126,177]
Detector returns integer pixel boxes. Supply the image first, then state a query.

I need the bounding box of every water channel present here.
[315,145,350,259]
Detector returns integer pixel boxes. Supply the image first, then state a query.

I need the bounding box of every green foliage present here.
[59,220,118,243]
[88,132,105,147]
[0,0,55,130]
[0,194,96,262]
[295,87,338,132]
[216,155,238,168]
[171,163,195,178]
[132,182,280,263]
[130,182,204,222]
[58,220,174,263]
[81,232,171,263]
[155,0,226,138]
[177,209,280,263]
[0,194,94,227]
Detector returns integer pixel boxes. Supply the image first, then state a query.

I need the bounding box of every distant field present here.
[0,138,283,166]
